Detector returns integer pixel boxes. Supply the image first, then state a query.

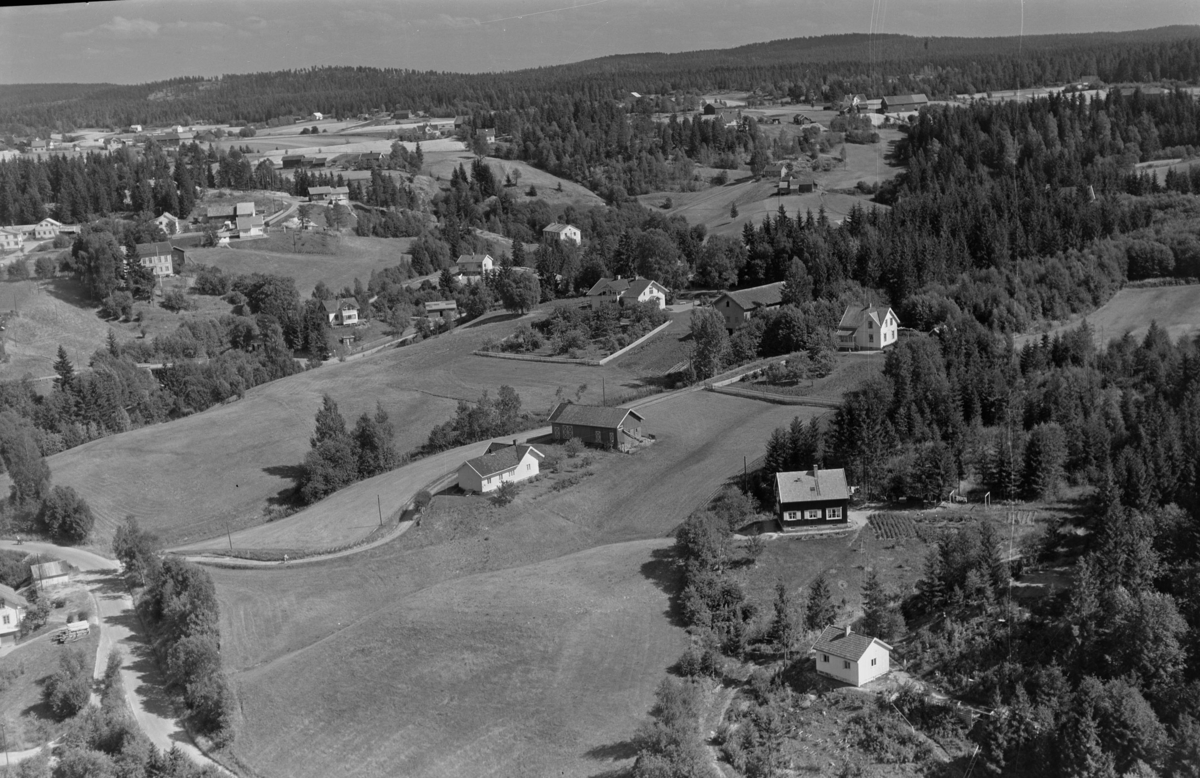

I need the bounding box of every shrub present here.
[413,490,433,509]
[492,482,519,506]
[43,648,91,720]
[564,437,583,458]
[161,289,195,313]
[39,485,94,543]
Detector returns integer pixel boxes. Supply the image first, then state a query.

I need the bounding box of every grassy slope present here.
[212,390,821,778]
[422,151,605,209]
[0,629,100,750]
[42,309,669,552]
[1016,284,1200,347]
[187,235,413,296]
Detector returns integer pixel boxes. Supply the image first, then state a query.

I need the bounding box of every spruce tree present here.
[53,346,76,389]
[310,394,348,448]
[805,573,836,631]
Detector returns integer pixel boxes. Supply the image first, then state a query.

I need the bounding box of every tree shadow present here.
[104,608,181,721]
[461,311,523,329]
[584,740,639,761]
[640,546,687,629]
[262,464,304,507]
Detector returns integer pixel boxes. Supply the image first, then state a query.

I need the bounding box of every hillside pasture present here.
[422,152,605,208]
[1016,283,1200,347]
[1136,156,1200,183]
[185,235,412,296]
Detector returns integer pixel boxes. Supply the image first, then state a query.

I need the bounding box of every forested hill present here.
[2,25,1199,132]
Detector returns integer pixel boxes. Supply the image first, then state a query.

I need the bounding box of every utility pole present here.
[377,494,383,527]
[226,524,233,551]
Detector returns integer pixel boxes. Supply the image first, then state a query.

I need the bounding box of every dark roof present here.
[718,282,784,311]
[812,625,891,662]
[585,277,632,296]
[837,305,895,332]
[626,278,667,298]
[543,222,575,234]
[776,468,849,504]
[322,298,357,313]
[547,402,644,429]
[206,204,237,218]
[0,582,29,610]
[424,300,457,311]
[136,240,177,257]
[882,94,928,111]
[462,443,544,478]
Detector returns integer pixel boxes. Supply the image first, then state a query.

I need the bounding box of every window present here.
[595,431,601,442]
[525,464,531,471]
[871,658,877,666]
[844,660,851,670]
[725,301,729,308]
[869,334,874,343]
[822,654,829,663]
[827,506,842,519]
[786,511,798,521]
[867,320,873,329]
[805,509,821,520]
[2,615,8,625]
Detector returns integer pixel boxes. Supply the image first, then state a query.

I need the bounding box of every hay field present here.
[210,391,820,777]
[640,177,885,236]
[422,152,605,208]
[42,313,658,552]
[1017,284,1200,348]
[186,235,412,295]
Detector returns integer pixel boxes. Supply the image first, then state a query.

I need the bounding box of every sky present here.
[1,0,1198,85]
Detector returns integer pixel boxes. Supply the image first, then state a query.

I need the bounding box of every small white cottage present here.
[812,625,892,686]
[457,441,544,494]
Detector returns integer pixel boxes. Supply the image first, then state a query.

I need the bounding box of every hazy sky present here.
[1,0,1198,84]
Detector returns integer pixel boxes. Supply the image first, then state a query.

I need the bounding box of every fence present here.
[708,384,841,407]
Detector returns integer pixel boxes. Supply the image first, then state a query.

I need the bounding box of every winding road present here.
[0,540,231,774]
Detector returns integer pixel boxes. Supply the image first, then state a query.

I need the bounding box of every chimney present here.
[513,439,518,449]
[844,624,851,637]
[812,467,820,495]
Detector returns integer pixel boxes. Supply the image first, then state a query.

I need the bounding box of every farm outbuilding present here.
[424,300,458,321]
[548,402,646,451]
[775,467,850,529]
[713,282,785,331]
[457,442,545,493]
[812,625,892,686]
[30,560,69,590]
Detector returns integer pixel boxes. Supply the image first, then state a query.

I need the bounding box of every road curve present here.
[0,540,232,775]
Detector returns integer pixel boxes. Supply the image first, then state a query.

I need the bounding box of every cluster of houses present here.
[711,280,900,350]
[203,201,265,239]
[1,560,72,649]
[0,218,79,253]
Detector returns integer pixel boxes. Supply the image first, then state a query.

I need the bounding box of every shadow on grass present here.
[584,740,639,761]
[640,546,687,629]
[460,311,524,329]
[262,464,304,507]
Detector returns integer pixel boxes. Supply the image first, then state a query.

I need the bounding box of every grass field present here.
[638,176,886,237]
[1016,283,1200,347]
[208,390,822,777]
[0,627,100,750]
[743,351,886,404]
[185,235,412,296]
[422,152,605,209]
[41,308,666,552]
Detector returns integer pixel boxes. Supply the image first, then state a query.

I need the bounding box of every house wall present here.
[816,649,859,684]
[35,574,68,590]
[777,497,849,527]
[1,604,22,646]
[854,312,898,349]
[552,422,635,451]
[634,286,666,309]
[457,463,485,493]
[717,297,750,330]
[857,641,890,685]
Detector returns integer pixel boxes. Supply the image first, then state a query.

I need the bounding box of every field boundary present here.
[471,350,598,366]
[595,320,674,365]
[708,384,841,407]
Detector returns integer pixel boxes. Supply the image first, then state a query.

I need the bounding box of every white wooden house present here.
[457,442,545,493]
[812,625,892,686]
[622,278,669,309]
[836,305,899,350]
[0,583,27,647]
[542,222,582,246]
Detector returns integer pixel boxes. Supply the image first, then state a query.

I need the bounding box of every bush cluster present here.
[534,300,667,356]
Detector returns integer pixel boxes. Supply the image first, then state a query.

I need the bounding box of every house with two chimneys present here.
[836,304,899,350]
[583,276,669,310]
[457,440,545,493]
[322,298,359,326]
[542,222,582,246]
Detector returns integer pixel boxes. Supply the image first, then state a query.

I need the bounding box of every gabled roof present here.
[547,402,645,429]
[718,281,785,311]
[585,277,632,296]
[456,253,492,269]
[206,204,237,218]
[812,625,892,662]
[776,468,849,504]
[137,240,177,257]
[322,298,358,314]
[543,222,576,234]
[424,300,457,311]
[838,305,896,333]
[626,277,668,298]
[462,443,544,478]
[39,218,63,226]
[235,202,255,216]
[30,561,66,580]
[0,583,28,610]
[155,212,179,222]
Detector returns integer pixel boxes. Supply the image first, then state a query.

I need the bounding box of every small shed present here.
[30,561,69,590]
[812,625,892,686]
[424,300,458,321]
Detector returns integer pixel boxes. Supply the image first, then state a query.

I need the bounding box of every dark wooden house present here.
[548,403,645,452]
[775,468,850,529]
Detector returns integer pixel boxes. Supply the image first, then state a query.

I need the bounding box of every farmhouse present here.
[235,202,264,238]
[308,186,350,204]
[322,298,359,325]
[836,305,899,350]
[281,155,307,169]
[775,467,850,528]
[34,217,64,239]
[585,276,631,301]
[311,112,323,121]
[455,253,494,275]
[0,583,27,647]
[204,204,238,224]
[153,212,182,235]
[548,402,646,452]
[812,625,892,686]
[457,441,545,494]
[623,278,669,309]
[0,228,22,251]
[780,172,815,195]
[713,282,785,330]
[879,94,929,115]
[476,128,496,144]
[542,222,582,246]
[136,241,182,277]
[30,560,69,591]
[161,128,194,145]
[423,300,458,321]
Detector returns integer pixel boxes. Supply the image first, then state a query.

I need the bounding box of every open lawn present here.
[638,176,885,237]
[185,235,412,296]
[1016,283,1200,347]
[422,152,605,209]
[0,625,100,750]
[743,351,886,404]
[611,310,693,375]
[208,390,825,777]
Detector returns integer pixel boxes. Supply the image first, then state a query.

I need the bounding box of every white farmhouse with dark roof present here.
[836,305,898,350]
[812,625,892,686]
[457,441,545,493]
[0,583,28,647]
[542,222,581,246]
[455,253,494,275]
[623,278,669,309]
